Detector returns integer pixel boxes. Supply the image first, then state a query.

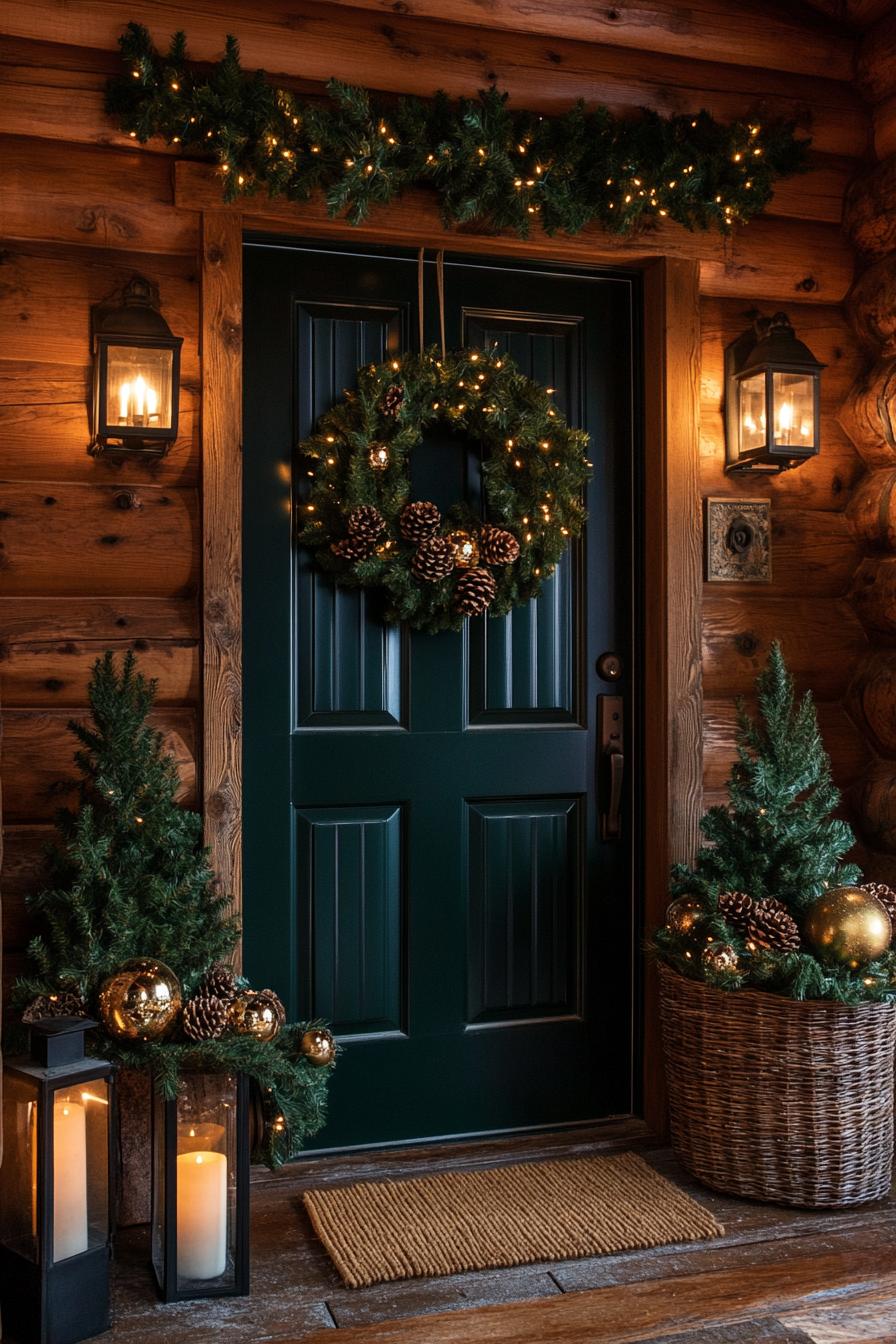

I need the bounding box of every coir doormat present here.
[303,1150,723,1288]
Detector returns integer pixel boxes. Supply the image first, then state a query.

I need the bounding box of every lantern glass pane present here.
[772,371,815,448]
[737,372,766,455]
[50,1079,109,1263]
[104,344,174,431]
[0,1073,40,1262]
[175,1073,239,1294]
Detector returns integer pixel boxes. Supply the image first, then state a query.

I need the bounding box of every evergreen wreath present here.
[107,23,809,239]
[296,347,591,633]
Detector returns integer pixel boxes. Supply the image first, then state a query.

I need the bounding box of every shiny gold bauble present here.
[448,530,480,568]
[98,957,182,1041]
[665,894,707,940]
[301,1027,336,1067]
[368,444,390,470]
[702,942,740,978]
[227,993,282,1043]
[802,886,892,969]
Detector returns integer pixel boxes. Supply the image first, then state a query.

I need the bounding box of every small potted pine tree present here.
[655,643,896,1207]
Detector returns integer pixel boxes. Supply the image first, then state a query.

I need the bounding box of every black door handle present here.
[599,695,624,841]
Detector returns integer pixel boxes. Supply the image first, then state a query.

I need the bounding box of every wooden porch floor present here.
[107,1122,896,1344]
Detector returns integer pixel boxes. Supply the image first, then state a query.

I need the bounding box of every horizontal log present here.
[851,555,896,636]
[179,164,855,304]
[700,416,864,512]
[2,824,52,951]
[0,482,198,597]
[843,155,896,260]
[860,760,896,854]
[848,651,896,756]
[846,254,896,356]
[838,357,896,466]
[703,698,870,792]
[0,246,200,383]
[0,595,198,643]
[1,707,197,822]
[847,469,896,548]
[0,377,199,485]
[4,1,867,157]
[0,637,198,706]
[2,137,198,256]
[857,6,896,103]
[700,508,860,596]
[702,594,868,699]
[873,91,896,162]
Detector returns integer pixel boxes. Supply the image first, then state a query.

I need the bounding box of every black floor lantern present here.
[151,1070,250,1301]
[0,1019,114,1344]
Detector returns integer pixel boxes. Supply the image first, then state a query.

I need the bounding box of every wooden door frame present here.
[187,174,702,1137]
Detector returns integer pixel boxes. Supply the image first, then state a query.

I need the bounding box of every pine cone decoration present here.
[22,990,86,1024]
[412,536,456,582]
[182,993,228,1042]
[746,898,801,953]
[347,505,385,543]
[717,889,754,933]
[331,534,377,563]
[479,524,521,567]
[455,567,497,616]
[198,963,239,1003]
[400,500,441,543]
[381,384,404,418]
[860,881,896,928]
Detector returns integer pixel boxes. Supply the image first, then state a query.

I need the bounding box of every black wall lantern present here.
[724,311,824,474]
[0,1019,114,1344]
[90,275,183,459]
[151,1070,250,1302]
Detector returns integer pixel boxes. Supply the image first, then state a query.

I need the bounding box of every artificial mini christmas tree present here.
[655,643,896,1002]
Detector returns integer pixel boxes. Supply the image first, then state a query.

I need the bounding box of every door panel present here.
[243,240,637,1150]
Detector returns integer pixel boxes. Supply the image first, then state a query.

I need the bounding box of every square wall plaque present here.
[705,498,771,583]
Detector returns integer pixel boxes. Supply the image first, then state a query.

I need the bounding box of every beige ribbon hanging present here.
[416,248,447,358]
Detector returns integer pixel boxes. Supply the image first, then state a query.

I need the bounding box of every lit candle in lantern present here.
[53,1094,88,1261]
[118,381,131,423]
[777,400,794,444]
[176,1151,227,1280]
[177,1122,226,1154]
[133,375,147,424]
[146,385,159,423]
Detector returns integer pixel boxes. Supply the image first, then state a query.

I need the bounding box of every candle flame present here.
[80,1091,109,1106]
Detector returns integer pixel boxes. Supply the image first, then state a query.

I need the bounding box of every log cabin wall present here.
[0,1,873,1002]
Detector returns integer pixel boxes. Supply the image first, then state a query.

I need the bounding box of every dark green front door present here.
[243,241,638,1150]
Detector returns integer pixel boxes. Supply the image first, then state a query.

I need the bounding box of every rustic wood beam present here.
[846,255,896,356]
[200,210,243,945]
[848,468,896,547]
[844,157,896,259]
[849,652,896,756]
[858,5,896,103]
[2,0,866,157]
[839,357,896,467]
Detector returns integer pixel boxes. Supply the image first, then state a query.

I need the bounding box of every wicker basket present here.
[658,962,896,1207]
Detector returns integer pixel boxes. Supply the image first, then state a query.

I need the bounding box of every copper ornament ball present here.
[301,1027,336,1067]
[447,529,480,569]
[664,894,707,939]
[802,885,892,969]
[702,942,740,978]
[228,992,282,1043]
[98,957,182,1041]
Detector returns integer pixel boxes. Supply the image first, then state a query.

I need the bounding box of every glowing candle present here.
[176,1151,227,1280]
[118,382,131,422]
[146,385,159,422]
[53,1095,88,1261]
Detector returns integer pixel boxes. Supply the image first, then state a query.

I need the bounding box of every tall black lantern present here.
[0,1019,114,1344]
[724,311,825,474]
[151,1070,250,1302]
[90,275,183,459]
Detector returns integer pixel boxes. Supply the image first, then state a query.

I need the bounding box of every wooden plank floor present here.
[100,1122,896,1344]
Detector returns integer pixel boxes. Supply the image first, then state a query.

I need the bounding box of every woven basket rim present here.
[657,960,896,1018]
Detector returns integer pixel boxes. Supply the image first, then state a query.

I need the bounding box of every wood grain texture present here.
[178,166,855,304]
[2,824,51,952]
[703,509,861,597]
[3,0,866,157]
[200,211,243,940]
[844,156,896,261]
[703,700,871,793]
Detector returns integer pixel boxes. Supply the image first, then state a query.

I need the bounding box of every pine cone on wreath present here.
[332,534,377,563]
[412,536,456,582]
[400,501,441,543]
[860,881,896,930]
[717,889,754,933]
[479,524,521,567]
[182,993,229,1042]
[381,384,404,418]
[347,505,386,543]
[455,567,497,616]
[22,990,87,1023]
[198,963,239,1003]
[746,898,801,953]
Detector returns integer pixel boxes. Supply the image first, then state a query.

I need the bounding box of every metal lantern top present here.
[736,312,825,380]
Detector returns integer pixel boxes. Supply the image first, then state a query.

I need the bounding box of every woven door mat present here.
[303,1150,723,1288]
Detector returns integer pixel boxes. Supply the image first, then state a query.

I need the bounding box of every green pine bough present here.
[297,347,591,634]
[107,23,809,238]
[654,643,896,1004]
[11,652,332,1168]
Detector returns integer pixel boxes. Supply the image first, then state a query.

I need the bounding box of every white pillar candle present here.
[118,381,131,422]
[176,1151,227,1281]
[133,375,146,418]
[53,1096,88,1262]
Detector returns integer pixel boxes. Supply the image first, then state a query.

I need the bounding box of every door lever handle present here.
[598,695,624,841]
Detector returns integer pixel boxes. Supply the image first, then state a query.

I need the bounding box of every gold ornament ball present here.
[448,530,480,568]
[368,444,390,471]
[301,1027,336,1067]
[98,957,182,1042]
[228,993,282,1043]
[802,886,892,969]
[665,894,707,940]
[702,942,740,978]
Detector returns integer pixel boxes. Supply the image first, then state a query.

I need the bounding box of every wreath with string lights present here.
[296,348,592,634]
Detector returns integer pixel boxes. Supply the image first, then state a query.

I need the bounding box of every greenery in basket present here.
[654,643,896,1004]
[11,652,334,1167]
